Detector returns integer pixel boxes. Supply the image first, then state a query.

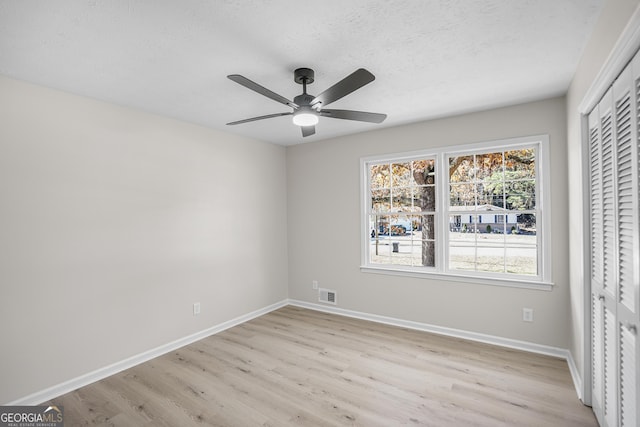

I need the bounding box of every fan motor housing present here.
[294,93,316,107]
[294,68,314,85]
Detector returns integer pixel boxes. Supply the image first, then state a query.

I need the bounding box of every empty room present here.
[1,1,639,426]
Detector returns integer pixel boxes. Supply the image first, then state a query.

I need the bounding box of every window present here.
[361,135,552,289]
[368,158,436,267]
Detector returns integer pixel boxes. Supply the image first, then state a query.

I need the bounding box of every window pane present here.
[450,183,476,208]
[371,189,391,213]
[466,214,479,233]
[478,181,505,209]
[476,246,505,273]
[368,157,437,270]
[407,215,422,235]
[505,247,537,275]
[447,145,539,278]
[505,149,535,176]
[390,238,412,266]
[370,214,389,264]
[392,187,413,212]
[449,215,464,236]
[521,213,536,233]
[413,185,436,212]
[449,226,475,244]
[417,240,435,267]
[369,215,376,237]
[369,214,437,267]
[450,155,474,182]
[503,214,536,275]
[409,242,425,267]
[505,180,535,210]
[476,152,503,181]
[370,164,390,188]
[478,232,505,247]
[506,214,536,238]
[388,216,409,236]
[374,215,391,237]
[449,242,476,271]
[411,159,435,186]
[492,215,507,234]
[417,214,435,240]
[391,162,412,187]
[370,240,390,264]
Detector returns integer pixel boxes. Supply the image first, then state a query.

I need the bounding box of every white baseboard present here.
[6,300,289,406]
[565,351,583,401]
[288,299,584,399]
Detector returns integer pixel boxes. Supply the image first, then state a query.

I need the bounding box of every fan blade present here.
[301,125,315,137]
[320,109,387,123]
[227,112,292,125]
[228,75,298,108]
[311,68,375,107]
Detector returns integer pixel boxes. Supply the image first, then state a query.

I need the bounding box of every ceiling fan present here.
[226,68,387,137]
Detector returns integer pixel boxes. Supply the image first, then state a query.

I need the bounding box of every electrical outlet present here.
[312,280,318,290]
[193,302,201,316]
[523,308,533,322]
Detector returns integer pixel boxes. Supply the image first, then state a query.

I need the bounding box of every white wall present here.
[0,76,289,404]
[288,97,569,348]
[566,0,640,397]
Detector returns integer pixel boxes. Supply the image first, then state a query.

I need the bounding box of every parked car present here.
[371,221,409,237]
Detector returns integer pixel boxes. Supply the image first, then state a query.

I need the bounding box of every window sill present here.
[360,266,554,291]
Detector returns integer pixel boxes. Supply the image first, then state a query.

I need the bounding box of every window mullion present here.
[437,152,448,273]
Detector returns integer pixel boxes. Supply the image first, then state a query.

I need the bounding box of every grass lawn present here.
[370,232,537,275]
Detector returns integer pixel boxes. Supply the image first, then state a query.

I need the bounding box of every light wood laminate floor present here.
[48,306,597,426]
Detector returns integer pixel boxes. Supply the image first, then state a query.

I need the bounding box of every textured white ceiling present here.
[0,0,604,145]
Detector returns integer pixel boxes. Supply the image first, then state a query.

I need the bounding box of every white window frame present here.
[360,134,553,291]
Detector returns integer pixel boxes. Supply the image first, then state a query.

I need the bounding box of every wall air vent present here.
[318,288,337,305]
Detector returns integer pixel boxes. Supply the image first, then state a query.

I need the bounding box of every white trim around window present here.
[360,134,553,291]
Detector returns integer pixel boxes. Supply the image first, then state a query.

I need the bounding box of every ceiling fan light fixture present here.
[292,111,319,126]
[227,67,385,137]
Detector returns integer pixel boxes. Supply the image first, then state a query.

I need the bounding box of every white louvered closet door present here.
[589,87,618,427]
[589,50,640,427]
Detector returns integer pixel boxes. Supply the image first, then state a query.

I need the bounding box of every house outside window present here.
[361,135,552,289]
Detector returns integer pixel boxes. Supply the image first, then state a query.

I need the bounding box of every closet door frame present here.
[578,6,640,407]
